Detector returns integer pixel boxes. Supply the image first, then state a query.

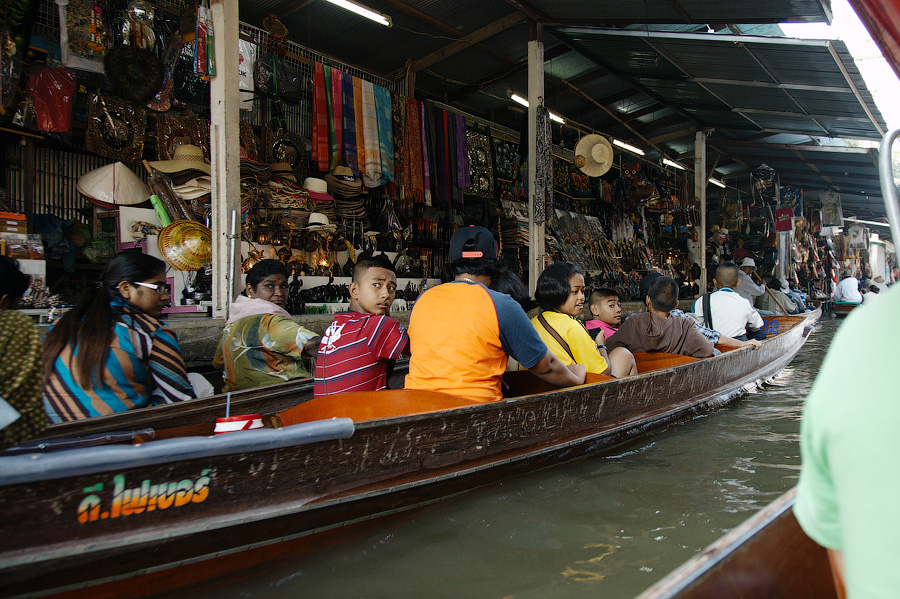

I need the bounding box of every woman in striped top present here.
[42,252,195,422]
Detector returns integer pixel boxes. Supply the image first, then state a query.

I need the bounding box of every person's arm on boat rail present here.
[716,335,761,350]
[526,350,586,387]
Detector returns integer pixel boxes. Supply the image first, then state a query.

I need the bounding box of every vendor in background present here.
[43,252,196,423]
[214,259,321,391]
[0,257,46,449]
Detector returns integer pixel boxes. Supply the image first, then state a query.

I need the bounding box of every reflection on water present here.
[171,319,837,599]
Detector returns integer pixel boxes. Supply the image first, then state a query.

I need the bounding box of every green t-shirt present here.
[794,284,900,598]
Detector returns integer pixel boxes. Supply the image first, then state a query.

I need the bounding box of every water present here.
[173,318,836,599]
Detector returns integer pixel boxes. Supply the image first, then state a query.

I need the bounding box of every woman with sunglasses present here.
[43,251,195,422]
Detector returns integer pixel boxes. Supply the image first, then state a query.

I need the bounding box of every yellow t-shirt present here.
[530,311,608,375]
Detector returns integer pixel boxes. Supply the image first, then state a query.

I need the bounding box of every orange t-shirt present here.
[405,281,547,402]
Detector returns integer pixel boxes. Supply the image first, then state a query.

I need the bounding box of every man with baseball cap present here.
[405,226,585,402]
[736,257,766,306]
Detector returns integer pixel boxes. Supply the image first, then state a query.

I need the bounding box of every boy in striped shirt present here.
[313,256,409,397]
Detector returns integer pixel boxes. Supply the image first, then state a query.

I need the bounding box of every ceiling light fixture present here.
[508,91,566,124]
[325,0,392,27]
[612,139,645,156]
[708,177,726,188]
[662,158,686,170]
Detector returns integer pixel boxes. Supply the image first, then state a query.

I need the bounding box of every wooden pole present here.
[695,131,707,291]
[527,21,545,296]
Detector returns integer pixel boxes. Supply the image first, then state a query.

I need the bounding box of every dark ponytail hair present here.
[43,251,167,386]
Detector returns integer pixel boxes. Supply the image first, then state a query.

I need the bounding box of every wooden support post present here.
[695,131,707,291]
[209,0,241,319]
[527,22,545,295]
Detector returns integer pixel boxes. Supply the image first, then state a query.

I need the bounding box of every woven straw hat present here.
[574,134,614,177]
[303,177,334,203]
[77,162,150,208]
[148,144,210,174]
[324,165,363,198]
[157,220,212,270]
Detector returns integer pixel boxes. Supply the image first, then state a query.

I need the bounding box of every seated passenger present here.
[637,272,761,351]
[689,262,765,341]
[214,259,320,391]
[43,252,195,422]
[314,256,409,397]
[834,270,863,304]
[585,288,621,344]
[0,256,46,448]
[758,277,798,315]
[405,226,585,402]
[607,276,714,358]
[531,262,636,378]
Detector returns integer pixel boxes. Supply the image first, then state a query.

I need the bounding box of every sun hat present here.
[303,177,334,203]
[77,162,150,208]
[449,225,497,261]
[777,277,791,290]
[740,258,756,268]
[324,165,363,198]
[305,212,336,233]
[147,144,210,174]
[271,162,298,182]
[574,134,614,177]
[157,220,212,271]
[874,275,885,283]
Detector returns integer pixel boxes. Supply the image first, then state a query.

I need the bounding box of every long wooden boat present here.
[0,309,819,599]
[634,488,842,599]
[833,301,859,318]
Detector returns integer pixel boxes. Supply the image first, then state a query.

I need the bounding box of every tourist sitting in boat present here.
[688,262,766,342]
[405,226,586,402]
[607,276,714,358]
[531,262,637,378]
[214,260,321,392]
[833,269,863,304]
[314,255,408,397]
[736,258,767,308]
[43,252,196,423]
[757,277,799,316]
[585,287,621,344]
[0,256,45,448]
[488,262,536,312]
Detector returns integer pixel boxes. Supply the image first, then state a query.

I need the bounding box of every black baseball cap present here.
[449,226,497,260]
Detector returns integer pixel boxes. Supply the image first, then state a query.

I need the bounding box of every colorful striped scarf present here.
[373,84,394,183]
[405,97,424,203]
[313,62,328,172]
[353,76,366,183]
[330,67,343,170]
[361,80,382,187]
[341,71,358,176]
[420,101,432,205]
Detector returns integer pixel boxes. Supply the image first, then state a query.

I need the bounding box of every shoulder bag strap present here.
[702,292,714,331]
[537,312,577,363]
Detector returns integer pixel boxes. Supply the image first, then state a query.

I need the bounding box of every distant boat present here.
[0,310,819,599]
[834,302,859,318]
[634,488,841,599]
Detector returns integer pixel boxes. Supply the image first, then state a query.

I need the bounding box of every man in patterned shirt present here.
[314,256,409,397]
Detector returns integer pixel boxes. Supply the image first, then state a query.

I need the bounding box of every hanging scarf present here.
[330,67,343,170]
[392,92,405,191]
[313,62,328,172]
[534,104,552,225]
[419,101,432,205]
[341,71,358,176]
[361,80,382,187]
[353,76,366,182]
[373,85,394,183]
[433,106,450,206]
[405,97,424,203]
[455,113,470,190]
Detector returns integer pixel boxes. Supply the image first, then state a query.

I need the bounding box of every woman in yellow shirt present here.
[531,262,636,378]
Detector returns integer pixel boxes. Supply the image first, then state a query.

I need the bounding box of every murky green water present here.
[174,318,836,599]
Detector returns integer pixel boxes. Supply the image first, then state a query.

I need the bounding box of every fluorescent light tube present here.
[662,158,686,170]
[326,0,392,26]
[708,177,726,188]
[509,92,565,123]
[612,139,645,156]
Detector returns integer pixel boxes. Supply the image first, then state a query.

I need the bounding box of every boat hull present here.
[0,311,819,599]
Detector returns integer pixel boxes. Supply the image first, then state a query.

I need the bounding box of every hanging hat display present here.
[303,177,334,203]
[157,220,212,270]
[77,162,151,209]
[574,134,614,177]
[147,144,211,174]
[305,212,336,233]
[324,165,363,198]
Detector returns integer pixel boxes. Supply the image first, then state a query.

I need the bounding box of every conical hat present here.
[157,220,212,271]
[77,162,151,208]
[574,134,614,177]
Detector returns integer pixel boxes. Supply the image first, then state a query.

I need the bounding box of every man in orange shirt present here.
[405,226,585,402]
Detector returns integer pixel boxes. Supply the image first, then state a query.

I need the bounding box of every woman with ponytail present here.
[43,251,195,422]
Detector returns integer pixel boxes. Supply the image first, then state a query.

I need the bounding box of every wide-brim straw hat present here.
[574,134,614,177]
[148,144,211,174]
[271,162,298,182]
[158,220,212,271]
[77,162,150,208]
[305,211,337,233]
[324,166,363,197]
